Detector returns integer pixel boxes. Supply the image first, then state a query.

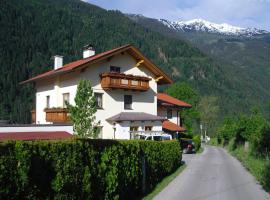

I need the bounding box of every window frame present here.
[62,93,70,108]
[94,92,103,109]
[167,108,173,119]
[46,95,50,108]
[124,95,132,110]
[130,126,139,132]
[145,126,153,131]
[110,66,121,73]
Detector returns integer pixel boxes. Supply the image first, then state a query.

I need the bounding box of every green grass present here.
[230,146,270,192]
[143,164,186,200]
[197,146,204,154]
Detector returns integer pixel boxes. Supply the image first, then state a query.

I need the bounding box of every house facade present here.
[23,44,172,139]
[157,93,192,138]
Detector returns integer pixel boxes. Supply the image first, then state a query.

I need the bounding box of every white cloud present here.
[88,0,270,30]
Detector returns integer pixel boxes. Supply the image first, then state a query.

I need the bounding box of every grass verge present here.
[197,146,204,154]
[209,140,270,193]
[143,164,186,200]
[230,146,270,192]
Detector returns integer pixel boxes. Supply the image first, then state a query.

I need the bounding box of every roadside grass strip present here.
[143,163,186,200]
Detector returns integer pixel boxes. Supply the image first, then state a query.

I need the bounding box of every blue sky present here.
[85,0,270,30]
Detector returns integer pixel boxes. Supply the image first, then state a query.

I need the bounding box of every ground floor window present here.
[94,126,103,138]
[145,126,153,131]
[130,126,139,132]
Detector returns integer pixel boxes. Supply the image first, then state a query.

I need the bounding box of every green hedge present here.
[0,139,181,200]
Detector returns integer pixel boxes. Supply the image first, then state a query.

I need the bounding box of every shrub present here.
[0,139,181,199]
[192,135,201,151]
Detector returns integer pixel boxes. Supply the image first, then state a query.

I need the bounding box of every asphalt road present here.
[154,146,270,200]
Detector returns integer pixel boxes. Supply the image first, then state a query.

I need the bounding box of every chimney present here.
[53,55,63,70]
[83,44,95,58]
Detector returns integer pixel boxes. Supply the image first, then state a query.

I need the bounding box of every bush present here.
[0,139,181,199]
[192,135,201,151]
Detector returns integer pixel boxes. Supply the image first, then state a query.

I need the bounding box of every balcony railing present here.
[44,108,70,123]
[100,72,151,91]
[130,131,164,139]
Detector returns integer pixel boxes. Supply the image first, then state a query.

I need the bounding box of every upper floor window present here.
[167,109,172,119]
[94,93,103,109]
[46,95,50,108]
[110,66,121,73]
[62,93,70,108]
[124,95,132,110]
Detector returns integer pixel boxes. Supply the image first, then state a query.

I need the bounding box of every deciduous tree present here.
[67,80,99,138]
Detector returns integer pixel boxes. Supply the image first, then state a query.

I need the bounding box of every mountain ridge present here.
[159,18,268,37]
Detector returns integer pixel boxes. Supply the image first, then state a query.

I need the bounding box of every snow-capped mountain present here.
[160,18,268,37]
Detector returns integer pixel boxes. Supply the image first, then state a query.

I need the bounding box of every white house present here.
[22,44,173,139]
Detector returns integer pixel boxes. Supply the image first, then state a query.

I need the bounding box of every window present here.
[94,93,103,109]
[167,109,172,119]
[62,93,70,108]
[124,95,132,109]
[46,96,50,108]
[130,126,138,132]
[94,126,103,138]
[146,136,152,140]
[110,66,121,73]
[145,126,153,131]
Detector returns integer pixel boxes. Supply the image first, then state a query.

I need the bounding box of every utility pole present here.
[200,124,203,142]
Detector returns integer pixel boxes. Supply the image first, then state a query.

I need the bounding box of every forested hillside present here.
[128,14,270,115]
[0,0,256,123]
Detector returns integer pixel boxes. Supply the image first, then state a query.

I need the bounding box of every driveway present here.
[154,146,270,200]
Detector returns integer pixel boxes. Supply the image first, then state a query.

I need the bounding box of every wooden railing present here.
[44,108,70,123]
[100,72,151,91]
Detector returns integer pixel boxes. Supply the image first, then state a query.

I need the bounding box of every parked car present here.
[136,133,172,141]
[180,139,196,154]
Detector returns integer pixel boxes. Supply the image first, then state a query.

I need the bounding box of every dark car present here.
[180,139,196,154]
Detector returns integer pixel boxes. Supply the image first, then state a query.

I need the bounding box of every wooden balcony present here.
[44,108,70,123]
[100,72,151,91]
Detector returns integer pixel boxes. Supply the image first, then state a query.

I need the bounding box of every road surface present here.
[154,146,270,200]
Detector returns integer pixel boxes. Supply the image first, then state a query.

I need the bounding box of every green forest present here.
[0,0,267,125]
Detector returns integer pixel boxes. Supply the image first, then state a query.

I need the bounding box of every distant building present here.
[157,93,192,138]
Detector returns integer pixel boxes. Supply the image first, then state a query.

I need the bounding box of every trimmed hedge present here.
[0,139,181,199]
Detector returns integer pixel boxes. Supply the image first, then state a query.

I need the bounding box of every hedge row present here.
[0,139,182,200]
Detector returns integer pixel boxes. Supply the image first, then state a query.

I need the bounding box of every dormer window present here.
[110,66,121,73]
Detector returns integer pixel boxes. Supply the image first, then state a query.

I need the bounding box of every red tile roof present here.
[0,131,73,141]
[21,44,172,84]
[162,120,186,132]
[157,93,192,108]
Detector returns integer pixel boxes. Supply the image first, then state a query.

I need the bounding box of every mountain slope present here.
[0,0,230,122]
[128,14,270,115]
[0,0,259,123]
